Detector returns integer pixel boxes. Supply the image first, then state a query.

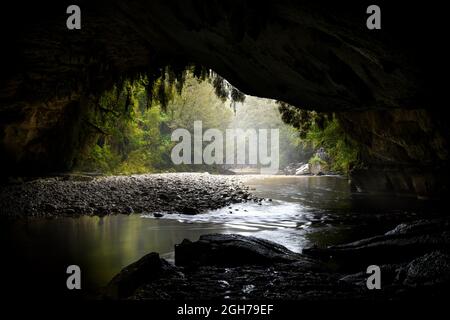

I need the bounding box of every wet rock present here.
[44,203,57,212]
[385,218,450,236]
[103,231,449,300]
[103,234,354,300]
[84,207,94,215]
[339,264,400,287]
[64,208,76,215]
[400,251,450,287]
[282,162,308,175]
[105,252,179,299]
[217,280,230,288]
[180,206,200,215]
[153,213,164,218]
[303,218,450,271]
[295,163,310,175]
[175,234,301,267]
[124,206,134,214]
[158,193,170,201]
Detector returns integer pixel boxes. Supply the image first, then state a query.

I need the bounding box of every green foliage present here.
[76,72,234,174]
[78,67,358,176]
[278,102,318,138]
[308,154,327,166]
[305,117,358,173]
[278,103,359,174]
[165,75,233,132]
[142,65,245,110]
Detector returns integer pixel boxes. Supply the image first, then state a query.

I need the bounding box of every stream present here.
[0,175,440,298]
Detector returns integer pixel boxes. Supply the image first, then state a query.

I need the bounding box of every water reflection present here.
[1,176,443,297]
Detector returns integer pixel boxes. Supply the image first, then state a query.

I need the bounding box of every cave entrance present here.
[74,67,353,179]
[0,1,448,303]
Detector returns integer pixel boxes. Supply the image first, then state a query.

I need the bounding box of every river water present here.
[0,175,441,298]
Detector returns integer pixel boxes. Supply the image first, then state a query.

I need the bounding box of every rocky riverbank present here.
[103,218,450,301]
[0,173,259,218]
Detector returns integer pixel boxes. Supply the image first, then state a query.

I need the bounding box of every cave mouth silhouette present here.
[0,1,448,198]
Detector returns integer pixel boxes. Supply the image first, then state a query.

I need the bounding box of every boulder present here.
[175,234,300,267]
[105,252,179,299]
[295,163,310,175]
[180,206,200,215]
[303,218,450,271]
[310,163,325,175]
[400,251,450,287]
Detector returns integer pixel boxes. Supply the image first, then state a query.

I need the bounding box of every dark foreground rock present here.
[103,220,450,300]
[104,234,350,300]
[0,173,258,217]
[175,234,302,267]
[105,252,181,299]
[399,251,450,287]
[303,218,450,272]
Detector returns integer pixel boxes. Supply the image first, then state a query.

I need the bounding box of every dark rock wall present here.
[0,1,447,197]
[338,110,448,197]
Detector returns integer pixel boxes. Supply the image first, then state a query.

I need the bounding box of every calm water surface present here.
[1,175,440,297]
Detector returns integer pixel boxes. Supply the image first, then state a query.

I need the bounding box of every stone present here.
[303,218,450,271]
[401,251,450,287]
[158,193,170,201]
[0,173,251,217]
[103,232,448,300]
[174,234,300,267]
[124,206,134,214]
[105,252,178,299]
[181,206,200,215]
[295,163,310,175]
